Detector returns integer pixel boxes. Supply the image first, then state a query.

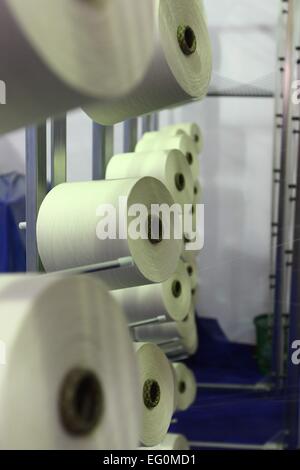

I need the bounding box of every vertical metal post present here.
[152,113,159,131]
[286,1,300,448]
[92,123,114,179]
[124,118,138,152]
[269,6,286,303]
[51,115,67,187]
[25,125,47,272]
[272,2,294,386]
[286,116,300,449]
[142,115,151,134]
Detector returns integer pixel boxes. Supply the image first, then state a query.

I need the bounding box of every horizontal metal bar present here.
[189,441,284,450]
[169,353,189,361]
[46,256,134,276]
[157,337,181,347]
[207,92,274,98]
[197,382,273,392]
[165,347,187,358]
[128,315,166,329]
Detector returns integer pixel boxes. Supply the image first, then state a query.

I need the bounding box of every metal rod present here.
[124,118,138,152]
[197,382,273,392]
[269,5,286,310]
[142,115,152,134]
[157,337,181,347]
[168,353,189,361]
[25,125,47,272]
[92,123,114,179]
[206,92,274,98]
[189,441,284,450]
[19,222,27,231]
[51,115,67,187]
[164,345,187,359]
[128,315,167,329]
[47,256,134,276]
[152,113,159,131]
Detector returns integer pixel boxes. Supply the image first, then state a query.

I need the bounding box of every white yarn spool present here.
[36,177,182,289]
[133,342,174,447]
[83,0,212,124]
[140,433,190,450]
[106,150,194,207]
[172,362,197,411]
[136,132,199,180]
[0,0,155,133]
[160,123,203,153]
[135,306,198,357]
[112,259,192,324]
[0,275,140,449]
[193,179,203,204]
[183,258,198,290]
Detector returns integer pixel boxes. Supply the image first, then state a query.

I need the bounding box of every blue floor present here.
[170,318,285,449]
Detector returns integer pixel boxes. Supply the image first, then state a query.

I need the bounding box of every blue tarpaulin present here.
[0,172,26,272]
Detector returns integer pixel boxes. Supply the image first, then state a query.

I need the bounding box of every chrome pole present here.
[272,1,294,385]
[51,115,67,187]
[124,118,138,152]
[92,123,114,179]
[25,124,47,272]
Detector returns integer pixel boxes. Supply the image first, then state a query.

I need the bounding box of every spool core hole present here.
[172,280,182,298]
[143,379,161,409]
[59,368,103,436]
[177,25,197,56]
[175,173,185,191]
[179,381,186,394]
[186,152,193,166]
[187,265,193,276]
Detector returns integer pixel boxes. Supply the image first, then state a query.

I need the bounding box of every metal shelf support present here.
[92,123,114,179]
[25,125,47,272]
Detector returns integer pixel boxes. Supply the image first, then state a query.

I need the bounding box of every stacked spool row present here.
[7,122,202,449]
[0,0,210,450]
